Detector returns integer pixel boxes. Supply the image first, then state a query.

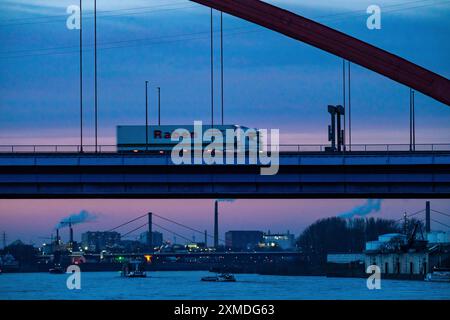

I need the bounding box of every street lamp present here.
[145,81,149,152]
[94,0,98,152]
[157,86,161,126]
[79,0,83,153]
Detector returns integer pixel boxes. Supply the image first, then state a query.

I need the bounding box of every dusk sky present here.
[0,1,449,245]
[2,199,450,246]
[1,0,449,144]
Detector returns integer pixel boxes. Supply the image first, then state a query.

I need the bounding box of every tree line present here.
[296,217,422,268]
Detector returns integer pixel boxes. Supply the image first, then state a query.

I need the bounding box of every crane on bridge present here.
[190,0,450,107]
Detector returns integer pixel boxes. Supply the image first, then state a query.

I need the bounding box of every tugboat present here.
[425,267,450,282]
[201,273,236,282]
[121,259,147,278]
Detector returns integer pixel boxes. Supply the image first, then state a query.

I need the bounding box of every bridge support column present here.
[328,105,337,151]
[336,105,345,152]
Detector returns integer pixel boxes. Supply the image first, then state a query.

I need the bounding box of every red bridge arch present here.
[190,0,450,106]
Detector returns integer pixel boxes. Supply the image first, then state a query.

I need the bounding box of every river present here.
[0,271,449,300]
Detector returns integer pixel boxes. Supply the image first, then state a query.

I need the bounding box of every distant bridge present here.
[0,144,449,199]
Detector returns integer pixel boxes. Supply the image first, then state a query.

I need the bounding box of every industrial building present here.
[139,231,163,248]
[81,231,121,252]
[364,233,427,275]
[327,202,450,279]
[364,232,450,277]
[364,203,450,277]
[261,232,296,250]
[225,231,264,251]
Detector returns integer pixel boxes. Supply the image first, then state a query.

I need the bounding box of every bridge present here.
[1,144,449,199]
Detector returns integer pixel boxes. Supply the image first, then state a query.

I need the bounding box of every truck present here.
[117,125,260,153]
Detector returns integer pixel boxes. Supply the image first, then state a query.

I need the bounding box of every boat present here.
[201,273,236,282]
[425,267,450,282]
[0,254,19,272]
[121,259,147,278]
[49,264,65,274]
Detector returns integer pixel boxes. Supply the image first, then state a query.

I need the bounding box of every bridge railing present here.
[264,144,450,152]
[0,144,450,153]
[0,145,118,153]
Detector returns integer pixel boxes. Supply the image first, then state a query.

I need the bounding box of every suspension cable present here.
[153,213,204,235]
[431,209,450,218]
[107,213,147,232]
[121,223,148,238]
[106,213,226,243]
[431,219,450,229]
[153,222,193,243]
[152,213,225,242]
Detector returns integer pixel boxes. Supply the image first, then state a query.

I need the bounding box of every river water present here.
[0,271,449,300]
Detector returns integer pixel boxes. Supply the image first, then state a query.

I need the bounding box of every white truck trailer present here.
[117,125,258,153]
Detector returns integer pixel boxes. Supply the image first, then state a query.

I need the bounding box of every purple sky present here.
[1,199,449,246]
[1,0,450,145]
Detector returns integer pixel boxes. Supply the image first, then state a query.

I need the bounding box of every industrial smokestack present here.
[56,228,60,244]
[57,210,96,228]
[425,201,431,233]
[204,230,208,247]
[69,221,73,244]
[148,212,153,253]
[214,200,219,249]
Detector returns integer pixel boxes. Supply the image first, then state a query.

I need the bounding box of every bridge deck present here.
[0,151,449,198]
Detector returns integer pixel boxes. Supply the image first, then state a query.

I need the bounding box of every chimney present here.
[214,200,219,249]
[425,201,431,233]
[56,228,60,244]
[69,221,74,244]
[148,212,153,253]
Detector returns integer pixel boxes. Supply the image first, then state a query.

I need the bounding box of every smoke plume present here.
[338,199,383,219]
[56,210,97,229]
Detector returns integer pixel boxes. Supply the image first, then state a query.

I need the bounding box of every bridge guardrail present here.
[0,144,450,153]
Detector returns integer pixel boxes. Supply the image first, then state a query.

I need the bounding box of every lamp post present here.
[79,0,83,152]
[220,11,224,125]
[210,8,214,128]
[94,0,98,152]
[348,61,351,150]
[157,87,161,126]
[145,81,149,152]
[409,88,415,151]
